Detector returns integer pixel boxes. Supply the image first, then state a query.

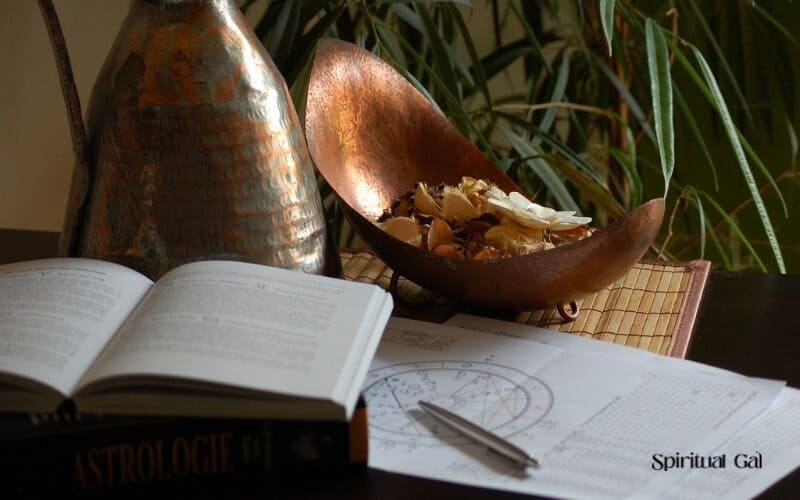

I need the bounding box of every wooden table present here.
[1,229,798,499]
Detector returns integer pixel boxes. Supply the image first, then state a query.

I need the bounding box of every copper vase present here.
[38,0,337,279]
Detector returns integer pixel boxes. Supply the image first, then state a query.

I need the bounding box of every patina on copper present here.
[305,39,665,311]
[38,0,337,279]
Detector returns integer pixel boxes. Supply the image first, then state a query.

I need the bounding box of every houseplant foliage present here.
[242,0,799,273]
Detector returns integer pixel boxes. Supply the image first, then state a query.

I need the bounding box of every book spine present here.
[1,405,367,496]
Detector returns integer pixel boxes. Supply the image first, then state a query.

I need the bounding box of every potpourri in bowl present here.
[377,177,595,261]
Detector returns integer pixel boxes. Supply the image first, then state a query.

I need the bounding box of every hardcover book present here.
[1,398,368,495]
[0,258,393,420]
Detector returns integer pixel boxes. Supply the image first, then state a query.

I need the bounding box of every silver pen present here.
[417,400,540,470]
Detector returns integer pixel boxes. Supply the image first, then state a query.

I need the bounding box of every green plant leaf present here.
[490,0,502,47]
[696,197,706,261]
[445,4,492,108]
[674,84,718,190]
[371,19,499,164]
[736,132,788,218]
[378,0,472,6]
[267,0,300,59]
[499,157,515,172]
[683,187,706,260]
[389,4,424,33]
[504,130,581,213]
[493,111,606,185]
[508,0,552,74]
[752,2,800,51]
[600,0,616,56]
[476,39,535,82]
[298,0,334,28]
[685,0,754,129]
[624,125,640,208]
[788,118,799,161]
[374,24,442,113]
[240,0,260,14]
[520,49,569,143]
[289,49,312,118]
[401,67,445,114]
[284,5,347,86]
[376,15,408,66]
[528,127,607,185]
[415,4,462,101]
[693,47,784,273]
[387,4,473,90]
[670,42,787,215]
[447,5,492,109]
[645,19,674,197]
[547,154,626,218]
[699,191,767,272]
[609,147,642,209]
[705,216,732,270]
[254,1,285,41]
[595,56,657,144]
[536,51,570,137]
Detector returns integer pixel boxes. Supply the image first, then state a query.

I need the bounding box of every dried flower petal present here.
[414,183,442,217]
[472,246,507,261]
[441,188,479,223]
[483,225,522,252]
[431,243,465,260]
[427,217,453,250]
[378,216,421,246]
[458,177,491,197]
[550,216,592,230]
[392,197,412,217]
[488,198,550,229]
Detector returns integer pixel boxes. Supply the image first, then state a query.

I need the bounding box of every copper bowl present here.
[305,39,664,311]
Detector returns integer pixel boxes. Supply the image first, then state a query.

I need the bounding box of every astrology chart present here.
[363,360,553,447]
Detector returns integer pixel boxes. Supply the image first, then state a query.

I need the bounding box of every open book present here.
[0,258,393,421]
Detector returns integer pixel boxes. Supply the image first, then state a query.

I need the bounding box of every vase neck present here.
[142,0,234,7]
[137,0,238,18]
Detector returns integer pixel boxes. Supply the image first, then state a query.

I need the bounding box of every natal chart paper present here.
[364,317,784,500]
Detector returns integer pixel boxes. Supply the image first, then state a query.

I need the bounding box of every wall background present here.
[0,1,129,230]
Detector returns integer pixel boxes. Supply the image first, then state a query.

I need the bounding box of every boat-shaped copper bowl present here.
[305,39,664,311]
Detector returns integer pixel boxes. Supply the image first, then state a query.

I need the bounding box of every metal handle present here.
[37,0,91,256]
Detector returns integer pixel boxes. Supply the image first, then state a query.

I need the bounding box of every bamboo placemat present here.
[340,250,711,358]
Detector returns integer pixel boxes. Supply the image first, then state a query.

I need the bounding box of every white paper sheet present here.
[445,313,734,377]
[662,387,800,500]
[448,314,800,498]
[365,317,784,500]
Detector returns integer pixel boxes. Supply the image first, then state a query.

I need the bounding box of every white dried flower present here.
[487,191,591,230]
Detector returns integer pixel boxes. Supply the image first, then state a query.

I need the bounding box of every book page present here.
[0,259,153,397]
[78,260,387,404]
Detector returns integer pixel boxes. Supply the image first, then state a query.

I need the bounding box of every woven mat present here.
[340,250,710,358]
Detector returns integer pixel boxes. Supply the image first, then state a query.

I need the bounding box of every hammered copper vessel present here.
[38,0,336,279]
[305,39,664,311]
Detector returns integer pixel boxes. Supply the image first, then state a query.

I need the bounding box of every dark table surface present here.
[1,228,798,499]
